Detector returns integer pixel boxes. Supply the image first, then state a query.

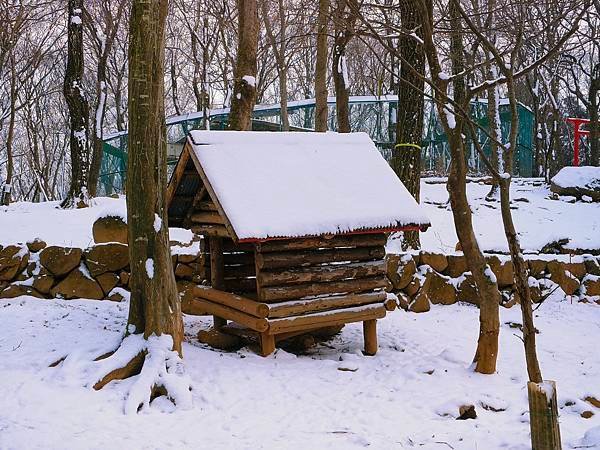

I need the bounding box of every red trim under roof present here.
[237,224,429,244]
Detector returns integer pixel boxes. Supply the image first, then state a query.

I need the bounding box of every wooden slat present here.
[222,240,255,253]
[267,304,386,334]
[193,286,269,318]
[256,246,386,270]
[255,234,387,253]
[257,260,387,287]
[224,264,256,278]
[197,200,218,211]
[258,276,388,302]
[191,224,231,238]
[187,139,239,241]
[266,291,386,319]
[166,144,191,208]
[192,298,269,332]
[190,211,224,225]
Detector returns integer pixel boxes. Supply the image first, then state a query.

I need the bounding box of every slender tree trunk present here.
[62,1,91,208]
[89,55,109,197]
[315,0,329,132]
[485,74,501,200]
[228,0,259,131]
[588,78,599,166]
[391,0,427,249]
[126,0,183,352]
[1,54,17,206]
[332,0,357,133]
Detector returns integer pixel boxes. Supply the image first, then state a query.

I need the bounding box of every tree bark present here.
[1,53,17,206]
[127,0,184,353]
[315,0,329,132]
[391,0,427,249]
[332,0,357,133]
[588,77,599,166]
[228,0,259,131]
[62,0,91,208]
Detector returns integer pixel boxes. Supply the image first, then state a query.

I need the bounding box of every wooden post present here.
[527,380,562,450]
[260,332,275,356]
[209,236,226,329]
[363,319,378,356]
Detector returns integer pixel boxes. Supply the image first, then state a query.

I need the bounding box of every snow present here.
[438,71,450,80]
[551,166,600,190]
[1,178,598,254]
[241,75,255,87]
[153,214,162,233]
[145,258,154,279]
[187,130,430,240]
[1,294,600,448]
[70,15,81,25]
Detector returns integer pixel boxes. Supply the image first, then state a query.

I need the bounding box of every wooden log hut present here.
[167,130,430,356]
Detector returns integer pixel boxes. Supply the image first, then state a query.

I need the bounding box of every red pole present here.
[573,125,580,167]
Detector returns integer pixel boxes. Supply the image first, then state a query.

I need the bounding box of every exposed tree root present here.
[52,333,193,414]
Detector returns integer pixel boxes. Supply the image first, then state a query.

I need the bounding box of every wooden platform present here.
[184,286,395,356]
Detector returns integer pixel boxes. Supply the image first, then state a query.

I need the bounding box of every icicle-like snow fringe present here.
[52,333,193,414]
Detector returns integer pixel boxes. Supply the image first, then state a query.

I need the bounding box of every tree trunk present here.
[315,0,329,132]
[588,78,599,166]
[62,0,91,208]
[127,0,184,353]
[391,0,427,249]
[228,0,259,131]
[1,53,17,206]
[332,0,357,133]
[89,53,109,197]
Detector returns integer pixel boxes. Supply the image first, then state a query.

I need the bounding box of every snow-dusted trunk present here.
[314,0,329,132]
[126,0,183,352]
[485,64,502,200]
[2,54,17,206]
[392,0,428,249]
[420,0,501,374]
[228,0,258,131]
[62,0,91,208]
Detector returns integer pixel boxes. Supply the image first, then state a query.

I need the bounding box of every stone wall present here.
[387,252,600,313]
[0,216,205,304]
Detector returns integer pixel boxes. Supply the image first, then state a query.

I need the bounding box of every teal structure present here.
[100,96,534,195]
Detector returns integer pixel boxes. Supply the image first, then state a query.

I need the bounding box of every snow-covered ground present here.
[1,178,600,449]
[1,293,599,449]
[1,179,598,253]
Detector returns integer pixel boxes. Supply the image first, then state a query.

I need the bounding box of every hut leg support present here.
[363,319,378,356]
[213,316,227,330]
[260,332,276,357]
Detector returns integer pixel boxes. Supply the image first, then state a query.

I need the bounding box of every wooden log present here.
[528,381,562,450]
[193,298,269,332]
[268,304,386,335]
[166,146,191,207]
[197,200,218,211]
[383,296,397,311]
[181,296,210,316]
[257,260,387,287]
[260,332,276,356]
[193,286,269,318]
[267,291,386,319]
[363,319,378,356]
[256,246,386,270]
[258,276,388,302]
[191,224,231,238]
[190,211,224,225]
[256,233,387,253]
[222,240,255,253]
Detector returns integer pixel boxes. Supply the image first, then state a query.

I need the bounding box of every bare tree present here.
[315,0,330,132]
[62,0,91,208]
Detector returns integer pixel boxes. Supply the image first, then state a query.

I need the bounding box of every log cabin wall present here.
[253,233,390,318]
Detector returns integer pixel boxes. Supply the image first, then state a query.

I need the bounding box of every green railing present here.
[100,96,534,195]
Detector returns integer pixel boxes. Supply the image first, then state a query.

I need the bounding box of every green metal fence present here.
[100,96,534,195]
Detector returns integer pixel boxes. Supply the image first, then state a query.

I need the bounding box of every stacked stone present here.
[0,216,207,302]
[387,252,600,313]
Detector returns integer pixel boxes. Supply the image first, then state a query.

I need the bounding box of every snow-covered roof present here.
[185,130,430,241]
